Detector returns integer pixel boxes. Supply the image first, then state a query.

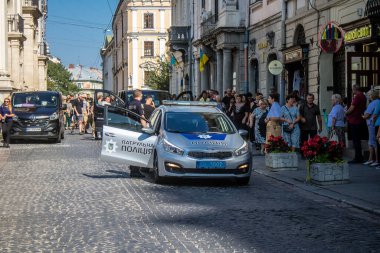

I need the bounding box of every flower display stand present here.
[265,153,298,171]
[310,162,349,185]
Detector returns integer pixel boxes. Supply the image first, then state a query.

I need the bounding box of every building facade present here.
[67,64,103,96]
[283,0,379,114]
[169,0,249,98]
[0,0,48,101]
[101,35,115,92]
[112,0,171,93]
[248,0,284,98]
[167,0,192,96]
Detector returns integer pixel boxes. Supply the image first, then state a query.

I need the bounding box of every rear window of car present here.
[164,112,235,134]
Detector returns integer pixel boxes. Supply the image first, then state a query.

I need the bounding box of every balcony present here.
[23,0,42,18]
[39,42,47,55]
[8,14,24,33]
[24,0,39,7]
[201,14,217,37]
[168,26,190,44]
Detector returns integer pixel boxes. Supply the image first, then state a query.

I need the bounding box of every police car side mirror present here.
[238,129,248,137]
[142,127,155,135]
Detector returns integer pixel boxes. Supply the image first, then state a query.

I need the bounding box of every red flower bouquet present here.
[301,135,345,163]
[265,135,292,153]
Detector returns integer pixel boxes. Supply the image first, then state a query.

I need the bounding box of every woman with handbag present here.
[265,93,282,144]
[0,98,15,148]
[281,94,301,151]
[327,94,346,145]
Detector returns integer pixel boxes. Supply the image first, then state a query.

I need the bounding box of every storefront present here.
[341,15,380,100]
[282,43,309,98]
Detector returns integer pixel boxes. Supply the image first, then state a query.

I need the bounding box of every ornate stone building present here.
[0,0,48,101]
[169,0,248,97]
[112,0,171,92]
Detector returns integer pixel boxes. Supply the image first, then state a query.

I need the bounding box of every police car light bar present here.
[162,100,217,107]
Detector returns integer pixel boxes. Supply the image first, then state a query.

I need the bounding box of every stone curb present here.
[254,168,380,216]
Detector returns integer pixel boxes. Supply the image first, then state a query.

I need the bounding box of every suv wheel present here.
[55,133,62,143]
[153,152,164,184]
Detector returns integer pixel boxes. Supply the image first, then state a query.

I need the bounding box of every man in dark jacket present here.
[128,89,147,177]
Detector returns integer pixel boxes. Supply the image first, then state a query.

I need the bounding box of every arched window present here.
[293,24,306,46]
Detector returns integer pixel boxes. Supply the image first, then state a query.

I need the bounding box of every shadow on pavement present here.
[83,169,130,179]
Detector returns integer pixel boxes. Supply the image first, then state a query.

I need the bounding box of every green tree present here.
[47,61,80,95]
[145,57,170,91]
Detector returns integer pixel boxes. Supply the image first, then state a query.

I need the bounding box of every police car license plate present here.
[196,161,226,169]
[26,128,41,132]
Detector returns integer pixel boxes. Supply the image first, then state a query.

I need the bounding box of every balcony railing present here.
[168,26,190,44]
[201,14,216,37]
[8,14,24,33]
[24,0,39,7]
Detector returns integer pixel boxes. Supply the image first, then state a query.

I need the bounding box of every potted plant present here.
[264,135,298,171]
[301,135,348,185]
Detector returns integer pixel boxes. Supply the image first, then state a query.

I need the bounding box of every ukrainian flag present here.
[199,49,209,72]
[170,54,177,66]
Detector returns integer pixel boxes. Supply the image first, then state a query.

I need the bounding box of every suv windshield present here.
[12,93,58,108]
[165,112,235,134]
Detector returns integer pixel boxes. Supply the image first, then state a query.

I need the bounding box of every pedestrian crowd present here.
[63,93,95,137]
[1,84,380,169]
[193,85,380,169]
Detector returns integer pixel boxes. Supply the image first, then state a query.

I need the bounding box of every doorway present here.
[347,52,380,101]
[249,59,259,94]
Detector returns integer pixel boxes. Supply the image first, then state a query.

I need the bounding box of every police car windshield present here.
[12,93,58,108]
[164,112,235,134]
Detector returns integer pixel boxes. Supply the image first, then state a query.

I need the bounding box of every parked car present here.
[10,91,66,143]
[100,101,252,185]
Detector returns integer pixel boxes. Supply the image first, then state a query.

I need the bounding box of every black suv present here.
[10,91,66,143]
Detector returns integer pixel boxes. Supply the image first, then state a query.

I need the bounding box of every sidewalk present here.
[252,151,380,215]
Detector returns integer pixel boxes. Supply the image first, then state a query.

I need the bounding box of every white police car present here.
[100,101,252,184]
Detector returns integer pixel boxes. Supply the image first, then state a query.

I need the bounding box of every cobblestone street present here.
[0,133,379,252]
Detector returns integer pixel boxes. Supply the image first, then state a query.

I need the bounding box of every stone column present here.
[194,59,201,97]
[159,37,166,58]
[0,0,13,99]
[132,37,138,89]
[216,50,223,96]
[223,48,233,93]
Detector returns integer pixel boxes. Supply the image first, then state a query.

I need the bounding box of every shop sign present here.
[258,41,268,49]
[268,60,283,75]
[318,21,344,53]
[284,48,302,63]
[344,25,371,43]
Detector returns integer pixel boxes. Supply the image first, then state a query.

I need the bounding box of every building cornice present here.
[248,12,281,31]
[128,6,171,11]
[127,32,168,37]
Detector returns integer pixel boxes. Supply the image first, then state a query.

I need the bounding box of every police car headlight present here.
[163,139,184,156]
[234,142,249,156]
[50,112,58,120]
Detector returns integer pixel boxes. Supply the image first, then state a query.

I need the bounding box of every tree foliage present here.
[145,57,170,91]
[47,61,81,95]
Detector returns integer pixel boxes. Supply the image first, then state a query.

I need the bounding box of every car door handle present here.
[105,132,116,137]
